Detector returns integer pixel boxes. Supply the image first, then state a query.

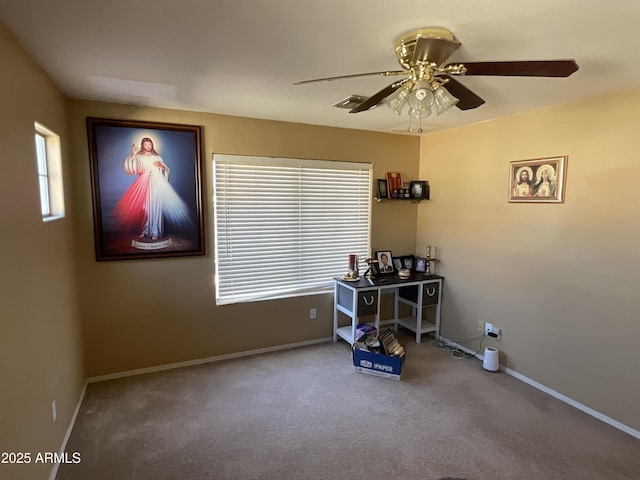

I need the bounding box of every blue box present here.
[352,348,405,380]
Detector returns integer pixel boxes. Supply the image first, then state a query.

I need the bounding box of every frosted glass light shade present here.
[408,107,431,119]
[407,86,434,111]
[406,81,434,119]
[434,87,459,115]
[386,87,410,115]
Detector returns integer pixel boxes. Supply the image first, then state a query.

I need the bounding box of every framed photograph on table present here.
[415,257,427,273]
[509,156,567,203]
[87,117,205,261]
[400,255,415,271]
[375,250,395,274]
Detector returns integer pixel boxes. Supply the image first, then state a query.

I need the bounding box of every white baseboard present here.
[441,337,640,440]
[49,381,88,480]
[87,336,333,384]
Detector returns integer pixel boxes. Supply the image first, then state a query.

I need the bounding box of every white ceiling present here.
[2,1,640,135]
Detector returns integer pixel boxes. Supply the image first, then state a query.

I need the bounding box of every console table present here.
[333,273,443,344]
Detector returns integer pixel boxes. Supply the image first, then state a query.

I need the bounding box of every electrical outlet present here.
[309,308,317,319]
[477,320,485,332]
[485,323,501,339]
[51,400,57,423]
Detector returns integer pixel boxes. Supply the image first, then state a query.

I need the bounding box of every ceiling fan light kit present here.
[294,27,579,133]
[387,79,461,132]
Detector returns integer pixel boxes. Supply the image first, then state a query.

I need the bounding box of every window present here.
[34,122,64,221]
[214,155,372,305]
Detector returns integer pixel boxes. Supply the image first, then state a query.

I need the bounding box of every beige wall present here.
[66,101,421,377]
[417,88,640,432]
[0,21,85,480]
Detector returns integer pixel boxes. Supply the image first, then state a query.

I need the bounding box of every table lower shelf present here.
[335,326,355,344]
[335,320,395,344]
[395,316,437,335]
[336,318,434,344]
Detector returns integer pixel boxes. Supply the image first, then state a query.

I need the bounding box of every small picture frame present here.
[393,258,402,271]
[375,250,395,274]
[378,328,397,355]
[415,257,427,273]
[386,172,403,193]
[376,179,389,199]
[410,180,429,200]
[509,156,567,203]
[400,255,415,271]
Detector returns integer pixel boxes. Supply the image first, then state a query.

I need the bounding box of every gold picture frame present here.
[509,156,567,203]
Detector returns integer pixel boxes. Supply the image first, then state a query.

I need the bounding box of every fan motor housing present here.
[395,27,461,69]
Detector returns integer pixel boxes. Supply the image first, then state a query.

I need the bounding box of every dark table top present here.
[334,272,443,289]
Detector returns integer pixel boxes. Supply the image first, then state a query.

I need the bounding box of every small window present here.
[34,122,64,221]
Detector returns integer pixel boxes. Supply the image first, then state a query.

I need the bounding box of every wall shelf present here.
[374,197,424,203]
[375,179,429,202]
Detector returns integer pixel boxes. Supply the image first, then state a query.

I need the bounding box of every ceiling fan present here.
[294,27,579,130]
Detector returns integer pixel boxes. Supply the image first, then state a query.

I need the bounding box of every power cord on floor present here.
[430,333,485,360]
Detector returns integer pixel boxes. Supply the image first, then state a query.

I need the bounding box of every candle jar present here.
[348,254,359,278]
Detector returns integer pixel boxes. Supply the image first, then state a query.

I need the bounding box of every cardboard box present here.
[352,348,405,380]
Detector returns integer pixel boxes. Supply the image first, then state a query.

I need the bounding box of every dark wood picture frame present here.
[86,118,205,261]
[393,257,403,270]
[410,180,429,200]
[376,178,389,199]
[399,255,415,271]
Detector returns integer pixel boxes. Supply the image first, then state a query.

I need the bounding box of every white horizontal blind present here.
[214,155,372,305]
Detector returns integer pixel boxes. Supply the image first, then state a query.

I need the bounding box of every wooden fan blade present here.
[457,60,579,77]
[349,81,406,113]
[293,70,407,85]
[441,75,485,110]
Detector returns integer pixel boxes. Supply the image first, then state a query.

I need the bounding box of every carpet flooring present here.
[56,332,640,479]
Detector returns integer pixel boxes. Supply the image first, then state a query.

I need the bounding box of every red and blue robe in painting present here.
[114,153,191,239]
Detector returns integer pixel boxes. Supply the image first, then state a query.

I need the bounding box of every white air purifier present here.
[483,347,500,372]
